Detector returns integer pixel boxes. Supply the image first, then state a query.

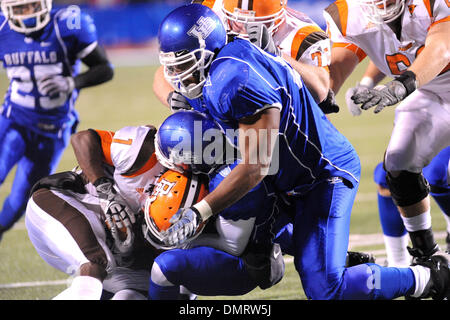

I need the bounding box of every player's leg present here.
[373,162,410,267]
[149,246,257,299]
[292,178,419,300]
[0,127,70,234]
[0,119,27,238]
[422,146,450,251]
[25,187,114,299]
[384,90,450,260]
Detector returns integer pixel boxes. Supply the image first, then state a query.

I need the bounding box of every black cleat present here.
[345,251,376,267]
[409,251,450,300]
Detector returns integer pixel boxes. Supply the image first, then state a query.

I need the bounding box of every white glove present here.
[38,75,75,97]
[94,177,136,255]
[345,78,374,116]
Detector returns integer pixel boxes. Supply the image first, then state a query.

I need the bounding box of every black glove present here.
[246,23,280,56]
[167,91,192,112]
[318,89,340,114]
[351,71,417,114]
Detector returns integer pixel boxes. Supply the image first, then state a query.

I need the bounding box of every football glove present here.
[351,71,417,114]
[38,75,75,97]
[94,177,136,254]
[162,206,202,247]
[167,91,192,112]
[345,82,374,116]
[318,89,340,114]
[246,23,280,56]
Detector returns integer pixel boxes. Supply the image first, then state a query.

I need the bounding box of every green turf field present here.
[0,61,447,300]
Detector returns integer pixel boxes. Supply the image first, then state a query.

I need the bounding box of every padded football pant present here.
[374,146,450,237]
[149,246,258,299]
[276,178,416,299]
[0,117,70,231]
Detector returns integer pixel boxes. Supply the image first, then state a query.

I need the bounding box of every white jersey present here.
[196,0,331,67]
[87,125,165,213]
[324,0,450,93]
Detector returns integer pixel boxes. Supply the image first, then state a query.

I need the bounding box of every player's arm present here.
[408,20,450,88]
[202,108,280,215]
[70,129,114,184]
[329,46,360,94]
[283,53,330,103]
[74,45,114,90]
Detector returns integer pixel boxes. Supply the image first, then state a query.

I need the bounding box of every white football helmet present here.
[356,0,405,24]
[1,0,52,33]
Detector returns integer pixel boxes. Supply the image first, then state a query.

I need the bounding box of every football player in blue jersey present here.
[155,4,450,299]
[0,0,113,240]
[147,111,284,299]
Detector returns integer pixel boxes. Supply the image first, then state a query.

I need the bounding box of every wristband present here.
[193,199,213,221]
[359,76,375,89]
[396,70,417,96]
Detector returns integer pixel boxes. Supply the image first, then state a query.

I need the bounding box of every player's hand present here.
[345,82,374,116]
[38,75,75,97]
[162,207,202,247]
[351,80,407,114]
[94,177,136,253]
[246,23,280,56]
[351,71,417,114]
[167,91,192,112]
[318,89,340,114]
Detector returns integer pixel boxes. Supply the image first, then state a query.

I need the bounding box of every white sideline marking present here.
[0,279,68,289]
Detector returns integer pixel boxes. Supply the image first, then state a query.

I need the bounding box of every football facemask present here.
[222,0,287,37]
[1,0,52,33]
[356,0,405,24]
[142,169,209,250]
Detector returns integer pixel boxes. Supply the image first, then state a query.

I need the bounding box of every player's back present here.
[200,38,360,195]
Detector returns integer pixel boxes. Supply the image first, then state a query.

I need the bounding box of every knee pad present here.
[385,171,430,207]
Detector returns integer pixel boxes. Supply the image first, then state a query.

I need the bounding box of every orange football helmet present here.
[142,169,209,250]
[222,0,287,36]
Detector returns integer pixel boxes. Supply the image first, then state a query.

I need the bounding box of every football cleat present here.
[142,169,209,250]
[409,251,450,300]
[345,251,376,267]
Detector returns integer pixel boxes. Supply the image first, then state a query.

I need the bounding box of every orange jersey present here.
[324,0,450,93]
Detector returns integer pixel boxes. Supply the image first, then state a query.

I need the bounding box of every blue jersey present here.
[189,39,360,195]
[0,8,98,138]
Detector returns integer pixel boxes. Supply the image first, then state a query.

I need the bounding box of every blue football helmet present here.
[155,110,237,175]
[158,4,227,99]
[1,0,52,33]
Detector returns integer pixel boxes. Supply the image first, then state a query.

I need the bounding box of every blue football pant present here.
[276,179,415,299]
[0,117,71,231]
[149,246,257,299]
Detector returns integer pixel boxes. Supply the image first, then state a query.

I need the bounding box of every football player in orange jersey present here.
[25,125,165,299]
[324,0,450,298]
[152,0,339,114]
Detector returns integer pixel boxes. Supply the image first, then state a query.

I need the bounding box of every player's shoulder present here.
[51,7,96,34]
[323,0,366,36]
[407,0,449,21]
